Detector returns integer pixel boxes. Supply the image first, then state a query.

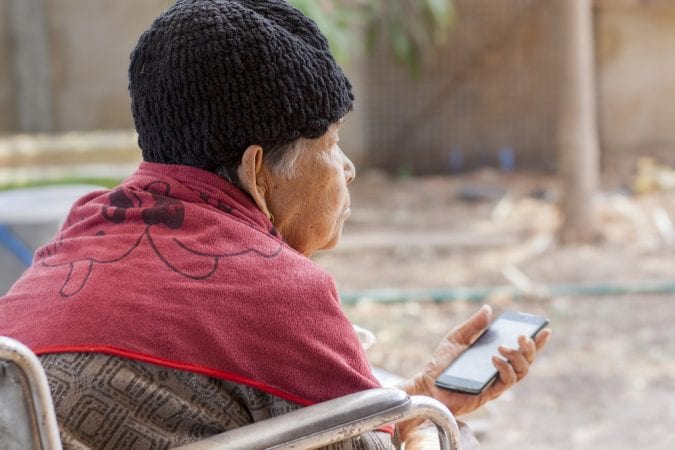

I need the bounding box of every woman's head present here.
[237,121,356,256]
[128,0,354,172]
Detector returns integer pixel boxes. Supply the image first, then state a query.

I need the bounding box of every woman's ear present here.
[237,145,272,219]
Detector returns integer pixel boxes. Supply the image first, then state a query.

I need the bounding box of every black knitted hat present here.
[129,0,354,170]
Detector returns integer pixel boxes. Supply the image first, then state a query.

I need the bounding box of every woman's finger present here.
[483,356,517,401]
[493,355,517,389]
[445,304,493,346]
[518,335,537,364]
[534,328,552,351]
[498,345,529,379]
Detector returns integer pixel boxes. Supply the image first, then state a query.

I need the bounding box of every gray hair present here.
[263,139,304,179]
[213,139,303,184]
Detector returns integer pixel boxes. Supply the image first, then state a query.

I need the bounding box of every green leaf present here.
[288,0,454,77]
[422,0,454,43]
[389,20,409,64]
[365,21,381,54]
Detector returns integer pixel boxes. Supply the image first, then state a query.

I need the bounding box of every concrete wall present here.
[363,0,561,173]
[362,0,675,174]
[0,1,14,131]
[339,61,370,168]
[48,0,167,131]
[1,0,675,174]
[596,1,675,167]
[0,0,166,134]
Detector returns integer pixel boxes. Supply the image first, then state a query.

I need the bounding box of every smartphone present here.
[435,310,549,395]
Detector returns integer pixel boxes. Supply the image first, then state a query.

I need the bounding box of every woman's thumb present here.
[451,304,492,345]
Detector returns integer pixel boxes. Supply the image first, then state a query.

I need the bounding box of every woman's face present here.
[264,123,355,256]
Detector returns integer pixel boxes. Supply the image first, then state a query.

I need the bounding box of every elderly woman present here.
[0,1,549,449]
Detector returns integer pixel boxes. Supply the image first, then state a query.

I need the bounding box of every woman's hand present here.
[399,305,551,417]
[403,420,480,450]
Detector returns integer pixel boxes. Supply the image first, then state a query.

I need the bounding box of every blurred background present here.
[1,0,674,449]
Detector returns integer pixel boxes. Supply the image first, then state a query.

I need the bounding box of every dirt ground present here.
[312,168,675,450]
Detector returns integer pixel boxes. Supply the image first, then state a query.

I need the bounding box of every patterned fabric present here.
[40,353,395,450]
[0,162,381,406]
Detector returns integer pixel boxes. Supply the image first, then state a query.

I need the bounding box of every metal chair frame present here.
[173,388,462,450]
[0,336,462,450]
[0,337,62,450]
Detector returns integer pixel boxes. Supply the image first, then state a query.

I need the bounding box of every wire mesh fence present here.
[360,0,675,178]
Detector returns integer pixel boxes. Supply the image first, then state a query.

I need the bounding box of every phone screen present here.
[435,311,548,394]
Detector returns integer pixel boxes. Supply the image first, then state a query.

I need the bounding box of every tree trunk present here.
[557,0,600,243]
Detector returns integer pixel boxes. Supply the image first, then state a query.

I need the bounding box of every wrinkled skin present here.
[237,121,355,257]
[398,305,551,447]
[401,305,552,416]
[237,125,552,448]
[404,420,481,450]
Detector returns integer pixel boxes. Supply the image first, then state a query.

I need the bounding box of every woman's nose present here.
[343,151,356,184]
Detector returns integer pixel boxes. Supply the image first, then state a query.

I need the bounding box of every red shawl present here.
[0,162,381,407]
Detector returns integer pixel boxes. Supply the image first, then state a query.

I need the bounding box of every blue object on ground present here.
[499,146,515,172]
[0,185,104,287]
[449,148,464,173]
[0,224,33,267]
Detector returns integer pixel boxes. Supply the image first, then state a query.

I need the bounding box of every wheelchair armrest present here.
[1,335,462,450]
[173,387,462,450]
[0,336,62,450]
